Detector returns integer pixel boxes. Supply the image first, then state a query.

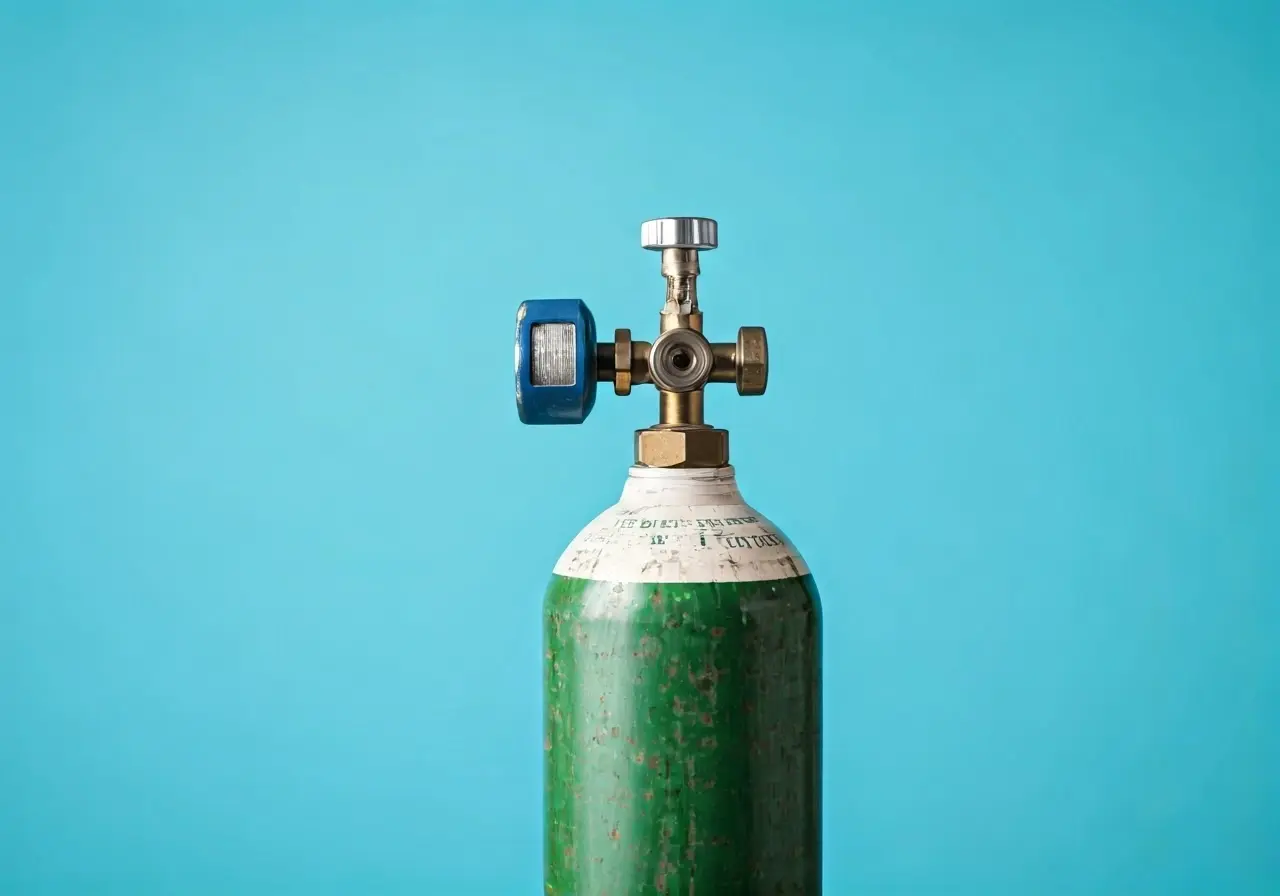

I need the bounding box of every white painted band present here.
[553,466,810,584]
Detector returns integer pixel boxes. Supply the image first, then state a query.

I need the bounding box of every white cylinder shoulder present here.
[552,466,810,584]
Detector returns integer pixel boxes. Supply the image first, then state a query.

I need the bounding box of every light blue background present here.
[2,2,1276,893]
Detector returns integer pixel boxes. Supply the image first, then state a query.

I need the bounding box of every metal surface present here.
[648,328,715,393]
[634,425,727,467]
[545,572,820,893]
[656,390,705,428]
[735,326,769,396]
[710,341,737,383]
[640,216,718,251]
[660,248,701,314]
[611,328,633,396]
[513,215,771,463]
[529,323,576,386]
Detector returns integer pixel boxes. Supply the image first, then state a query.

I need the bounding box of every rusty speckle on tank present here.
[543,573,820,893]
[692,669,717,697]
[544,736,552,751]
[638,635,660,661]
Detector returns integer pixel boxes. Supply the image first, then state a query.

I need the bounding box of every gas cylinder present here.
[515,217,821,895]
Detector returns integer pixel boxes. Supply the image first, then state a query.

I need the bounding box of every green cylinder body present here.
[543,466,822,895]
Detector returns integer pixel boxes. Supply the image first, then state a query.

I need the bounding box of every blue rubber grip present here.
[514,298,598,425]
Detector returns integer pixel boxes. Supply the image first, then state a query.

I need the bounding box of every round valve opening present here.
[648,328,714,393]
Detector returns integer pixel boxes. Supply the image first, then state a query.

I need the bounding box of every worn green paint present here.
[544,573,821,895]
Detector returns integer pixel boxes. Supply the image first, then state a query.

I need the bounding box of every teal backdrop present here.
[2,2,1276,893]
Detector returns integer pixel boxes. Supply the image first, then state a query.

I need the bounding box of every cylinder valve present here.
[512,216,769,466]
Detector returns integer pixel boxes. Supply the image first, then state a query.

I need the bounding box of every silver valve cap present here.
[640,217,718,251]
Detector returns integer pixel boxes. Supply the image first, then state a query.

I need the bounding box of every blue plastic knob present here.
[514,299,598,425]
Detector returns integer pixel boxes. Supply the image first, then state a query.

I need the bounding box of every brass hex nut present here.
[613,328,633,396]
[635,426,729,468]
[736,326,768,396]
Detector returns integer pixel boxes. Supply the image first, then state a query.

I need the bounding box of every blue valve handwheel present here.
[514,299,598,425]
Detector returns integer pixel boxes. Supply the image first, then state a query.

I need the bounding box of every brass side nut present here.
[613,328,633,396]
[635,427,729,468]
[736,326,768,396]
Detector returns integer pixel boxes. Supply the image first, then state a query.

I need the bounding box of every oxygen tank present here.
[515,217,821,895]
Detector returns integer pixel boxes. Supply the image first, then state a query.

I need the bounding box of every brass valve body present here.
[594,219,770,468]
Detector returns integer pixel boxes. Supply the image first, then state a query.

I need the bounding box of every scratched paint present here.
[544,574,821,895]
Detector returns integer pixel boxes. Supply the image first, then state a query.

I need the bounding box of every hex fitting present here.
[634,427,729,469]
[612,329,634,396]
